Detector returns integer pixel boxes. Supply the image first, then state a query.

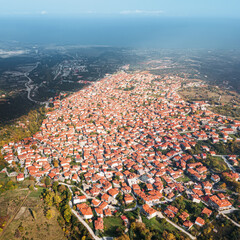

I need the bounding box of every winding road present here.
[24,62,48,105]
[71,209,101,240]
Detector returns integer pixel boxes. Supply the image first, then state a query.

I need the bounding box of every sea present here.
[0,16,240,49]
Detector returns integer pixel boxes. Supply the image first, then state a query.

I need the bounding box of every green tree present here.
[46,209,53,219]
[45,177,51,187]
[54,194,62,206]
[44,191,54,206]
[63,206,72,223]
[52,181,59,192]
[58,184,66,193]
[116,234,130,240]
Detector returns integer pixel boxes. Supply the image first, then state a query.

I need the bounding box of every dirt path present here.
[0,191,30,239]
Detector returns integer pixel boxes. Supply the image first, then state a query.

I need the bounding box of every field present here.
[176,174,191,183]
[202,156,228,173]
[0,183,66,240]
[124,209,139,222]
[178,85,240,120]
[141,215,187,239]
[103,216,124,237]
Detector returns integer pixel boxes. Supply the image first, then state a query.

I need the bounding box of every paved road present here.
[71,209,101,240]
[24,62,48,105]
[215,155,239,175]
[221,213,240,228]
[61,182,196,239]
[59,182,93,199]
[156,212,196,240]
[60,182,106,240]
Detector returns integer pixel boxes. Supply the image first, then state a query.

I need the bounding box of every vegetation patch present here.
[103,216,124,237]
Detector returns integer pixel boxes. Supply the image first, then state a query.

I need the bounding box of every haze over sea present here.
[1,16,240,49]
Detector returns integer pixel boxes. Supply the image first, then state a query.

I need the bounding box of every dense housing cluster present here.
[2,70,240,235]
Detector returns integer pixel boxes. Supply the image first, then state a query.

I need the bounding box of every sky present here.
[0,0,239,18]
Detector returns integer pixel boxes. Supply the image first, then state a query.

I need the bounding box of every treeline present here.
[0,174,18,194]
[221,174,240,193]
[211,105,240,120]
[42,182,91,240]
[213,141,240,155]
[127,219,186,240]
[0,106,47,170]
[0,106,46,147]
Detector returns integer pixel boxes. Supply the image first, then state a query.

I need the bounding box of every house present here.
[142,204,157,219]
[101,193,111,203]
[164,209,175,218]
[95,207,104,217]
[104,208,112,217]
[76,203,93,219]
[179,211,189,221]
[167,205,178,214]
[222,172,239,181]
[121,215,129,226]
[16,173,24,181]
[99,201,108,210]
[201,207,212,217]
[211,174,220,182]
[190,194,201,203]
[208,195,232,210]
[195,217,205,227]
[223,128,235,135]
[108,188,119,198]
[94,217,104,231]
[183,220,193,230]
[92,199,101,207]
[124,194,135,205]
[73,195,87,204]
[122,186,132,194]
[72,173,79,182]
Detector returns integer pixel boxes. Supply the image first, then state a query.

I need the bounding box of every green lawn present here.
[202,156,228,173]
[141,215,165,231]
[124,209,139,222]
[176,174,191,183]
[29,187,44,198]
[141,215,187,239]
[103,216,124,237]
[142,215,175,232]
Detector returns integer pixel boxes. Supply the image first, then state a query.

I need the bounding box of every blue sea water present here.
[0,16,240,49]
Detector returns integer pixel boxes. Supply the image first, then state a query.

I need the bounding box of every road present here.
[71,209,101,240]
[221,213,240,228]
[53,63,63,81]
[59,182,93,199]
[156,211,197,240]
[59,182,105,240]
[24,62,49,105]
[215,155,239,175]
[60,181,197,239]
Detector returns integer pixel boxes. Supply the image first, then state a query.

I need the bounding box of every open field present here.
[178,85,240,120]
[0,185,66,240]
[141,215,187,239]
[103,216,124,237]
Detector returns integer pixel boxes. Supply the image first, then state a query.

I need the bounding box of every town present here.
[1,69,240,239]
